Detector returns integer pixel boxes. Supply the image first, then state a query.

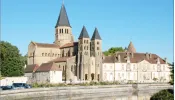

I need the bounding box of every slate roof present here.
[33,42,60,48]
[25,64,39,73]
[55,4,71,28]
[36,62,62,72]
[60,42,78,48]
[91,28,102,40]
[103,52,166,64]
[78,26,90,39]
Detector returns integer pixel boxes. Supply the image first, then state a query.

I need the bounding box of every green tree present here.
[150,89,174,100]
[170,62,174,85]
[0,41,25,77]
[103,47,124,56]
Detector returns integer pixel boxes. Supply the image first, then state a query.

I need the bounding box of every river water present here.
[21,90,160,100]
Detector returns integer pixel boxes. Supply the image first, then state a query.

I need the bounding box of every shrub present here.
[150,89,174,100]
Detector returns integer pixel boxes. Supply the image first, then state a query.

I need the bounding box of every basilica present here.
[25,3,171,84]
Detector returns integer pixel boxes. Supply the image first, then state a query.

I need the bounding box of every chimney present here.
[131,52,134,58]
[146,52,149,60]
[118,54,121,62]
[127,56,130,63]
[164,57,167,64]
[157,58,160,64]
[149,53,152,58]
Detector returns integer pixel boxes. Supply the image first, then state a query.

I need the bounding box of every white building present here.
[102,42,172,83]
[25,62,62,84]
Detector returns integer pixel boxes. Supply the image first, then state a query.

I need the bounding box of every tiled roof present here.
[36,62,62,72]
[91,28,102,40]
[49,57,71,63]
[103,56,114,63]
[78,26,90,39]
[34,42,60,48]
[103,52,166,64]
[60,42,78,48]
[25,64,39,73]
[55,4,71,27]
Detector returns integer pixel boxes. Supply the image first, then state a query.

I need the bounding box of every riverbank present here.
[0,84,173,100]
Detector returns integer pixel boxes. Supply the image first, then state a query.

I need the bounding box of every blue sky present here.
[1,0,173,63]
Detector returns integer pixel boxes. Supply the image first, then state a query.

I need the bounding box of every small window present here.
[62,29,63,33]
[87,46,88,50]
[97,47,99,50]
[84,40,86,43]
[67,29,69,33]
[59,65,60,68]
[48,53,50,56]
[86,40,88,43]
[45,53,47,56]
[84,46,86,50]
[59,29,61,33]
[97,41,99,45]
[42,53,44,56]
[55,54,57,57]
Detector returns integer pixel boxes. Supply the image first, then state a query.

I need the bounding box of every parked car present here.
[1,86,14,90]
[12,83,31,89]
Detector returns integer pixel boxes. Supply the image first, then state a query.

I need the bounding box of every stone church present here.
[27,3,102,82]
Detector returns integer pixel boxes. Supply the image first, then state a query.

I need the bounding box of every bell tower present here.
[54,3,74,46]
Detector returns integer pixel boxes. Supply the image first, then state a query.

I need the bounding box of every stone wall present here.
[0,84,173,100]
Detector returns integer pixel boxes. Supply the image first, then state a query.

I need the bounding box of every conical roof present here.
[127,41,136,53]
[55,4,71,28]
[78,26,89,39]
[91,28,102,40]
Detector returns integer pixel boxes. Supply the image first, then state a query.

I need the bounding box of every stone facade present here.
[26,3,171,83]
[102,42,172,83]
[27,4,102,82]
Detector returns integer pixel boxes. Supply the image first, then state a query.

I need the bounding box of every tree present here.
[150,89,174,100]
[170,62,174,85]
[103,47,124,56]
[0,41,25,77]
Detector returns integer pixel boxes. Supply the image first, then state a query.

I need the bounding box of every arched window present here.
[59,29,61,33]
[62,29,63,33]
[67,29,69,33]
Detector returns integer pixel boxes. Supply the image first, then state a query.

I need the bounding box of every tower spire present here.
[55,2,71,28]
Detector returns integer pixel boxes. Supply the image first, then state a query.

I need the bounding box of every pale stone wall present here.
[50,71,62,83]
[24,73,33,84]
[35,72,50,83]
[0,77,28,86]
[103,60,171,83]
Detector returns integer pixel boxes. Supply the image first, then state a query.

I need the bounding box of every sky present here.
[1,0,174,63]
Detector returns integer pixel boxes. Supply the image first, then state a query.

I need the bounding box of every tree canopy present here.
[0,41,25,77]
[103,47,125,56]
[150,89,174,100]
